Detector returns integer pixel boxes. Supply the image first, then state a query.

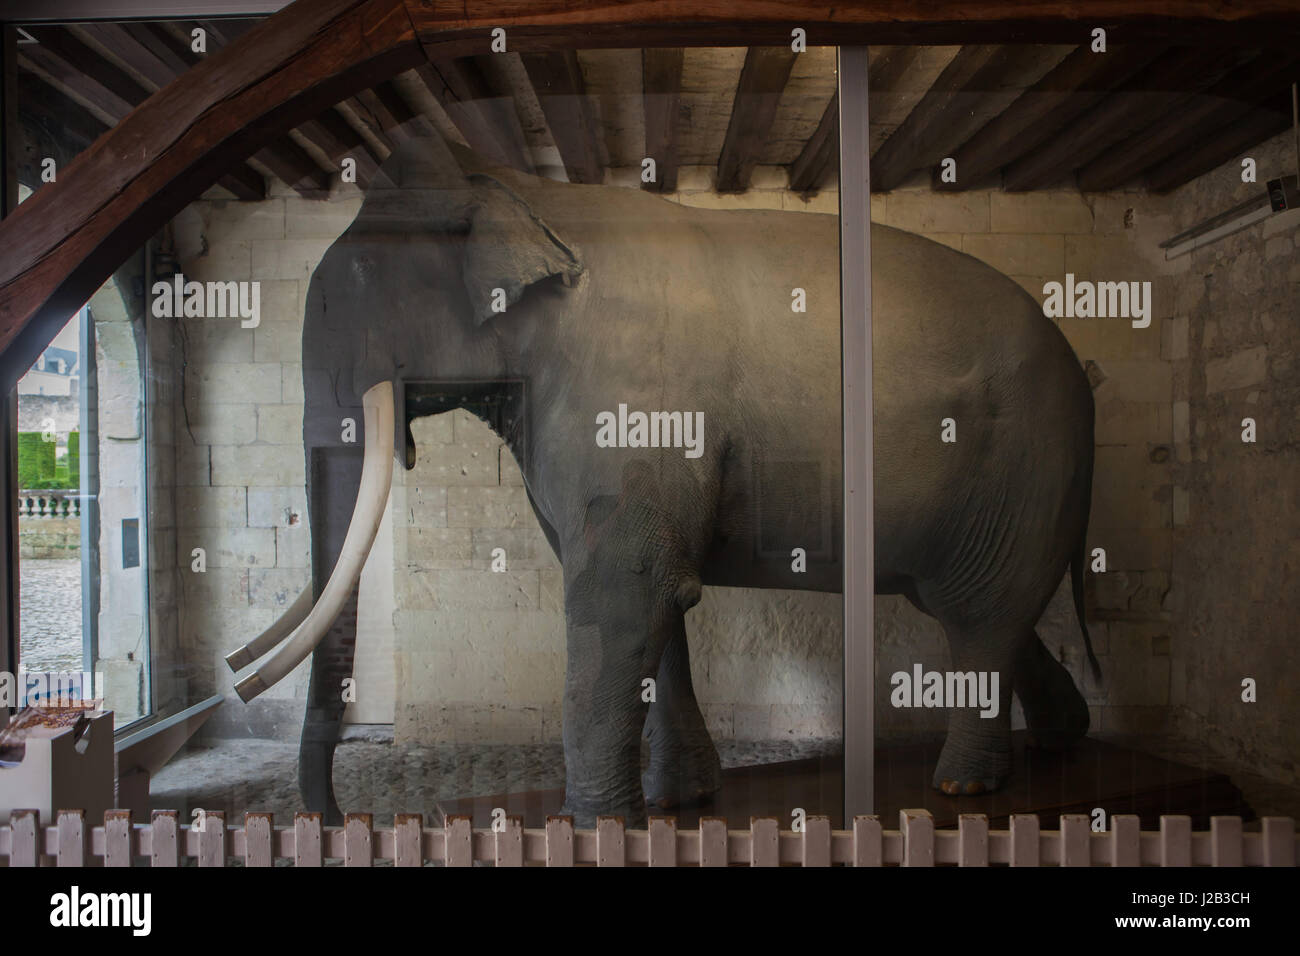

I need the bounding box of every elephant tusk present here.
[224,585,313,672]
[234,381,395,703]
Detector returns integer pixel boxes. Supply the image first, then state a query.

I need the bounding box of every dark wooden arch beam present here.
[0,0,423,388]
[2,0,1300,387]
[20,25,268,200]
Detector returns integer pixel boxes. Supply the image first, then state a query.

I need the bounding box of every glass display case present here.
[2,9,1297,853]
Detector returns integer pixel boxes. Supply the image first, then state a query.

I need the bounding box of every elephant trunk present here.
[230,380,395,702]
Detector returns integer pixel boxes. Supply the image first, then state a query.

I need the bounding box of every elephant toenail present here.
[964,781,985,795]
[941,780,958,795]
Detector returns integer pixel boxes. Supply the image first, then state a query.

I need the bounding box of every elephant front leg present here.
[642,616,722,810]
[559,567,673,828]
[932,629,1015,795]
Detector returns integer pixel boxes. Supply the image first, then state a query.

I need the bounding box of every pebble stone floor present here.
[149,737,840,828]
[148,734,1300,831]
[17,558,82,673]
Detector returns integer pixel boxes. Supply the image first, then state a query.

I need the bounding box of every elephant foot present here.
[1017,632,1091,752]
[642,744,723,811]
[931,736,1010,797]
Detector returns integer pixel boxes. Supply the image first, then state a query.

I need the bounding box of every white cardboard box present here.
[0,710,115,827]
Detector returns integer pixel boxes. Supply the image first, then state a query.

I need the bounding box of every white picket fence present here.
[0,808,1295,866]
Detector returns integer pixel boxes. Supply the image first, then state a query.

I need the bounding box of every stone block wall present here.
[1162,132,1300,788]
[169,181,362,739]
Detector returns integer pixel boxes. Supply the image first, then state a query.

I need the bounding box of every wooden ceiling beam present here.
[352,80,437,145]
[17,74,108,192]
[716,46,798,193]
[1077,54,1300,192]
[213,162,268,201]
[789,92,837,194]
[124,17,324,198]
[936,43,1164,191]
[6,0,1300,389]
[252,142,331,197]
[1146,97,1292,193]
[410,2,1300,54]
[196,19,260,47]
[75,22,180,90]
[641,47,684,193]
[521,50,604,184]
[21,26,267,201]
[871,44,1072,192]
[122,22,196,75]
[17,70,107,152]
[415,59,533,171]
[297,109,383,188]
[1001,46,1252,191]
[18,30,142,121]
[0,0,424,386]
[867,46,925,93]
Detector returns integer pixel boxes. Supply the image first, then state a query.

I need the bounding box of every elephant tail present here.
[1071,534,1102,682]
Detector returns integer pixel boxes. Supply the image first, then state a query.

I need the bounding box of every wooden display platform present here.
[437,732,1253,830]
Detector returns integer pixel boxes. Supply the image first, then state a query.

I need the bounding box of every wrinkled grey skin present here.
[293,134,1097,826]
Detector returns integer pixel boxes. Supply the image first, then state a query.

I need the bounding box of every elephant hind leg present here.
[641,616,722,811]
[1015,628,1090,751]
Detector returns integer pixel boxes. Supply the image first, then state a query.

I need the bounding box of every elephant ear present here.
[461,174,583,325]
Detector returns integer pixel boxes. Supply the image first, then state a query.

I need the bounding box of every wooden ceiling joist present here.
[871,44,1073,192]
[1146,96,1293,193]
[1077,54,1300,192]
[416,60,534,172]
[641,47,684,193]
[352,80,436,145]
[73,22,182,92]
[19,25,267,201]
[716,46,798,193]
[521,51,604,184]
[1001,47,1252,191]
[252,141,331,197]
[297,110,384,188]
[788,92,837,194]
[123,22,198,76]
[935,43,1165,191]
[17,71,107,154]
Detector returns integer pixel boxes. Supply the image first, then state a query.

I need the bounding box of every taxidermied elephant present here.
[226,132,1098,826]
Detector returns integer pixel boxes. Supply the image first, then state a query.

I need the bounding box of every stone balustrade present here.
[17,490,82,519]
